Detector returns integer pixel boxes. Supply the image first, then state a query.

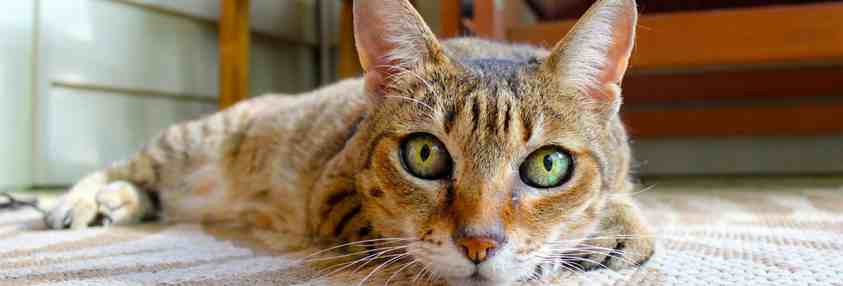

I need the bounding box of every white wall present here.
[0,1,34,188]
[124,0,337,45]
[0,0,319,187]
[32,0,318,185]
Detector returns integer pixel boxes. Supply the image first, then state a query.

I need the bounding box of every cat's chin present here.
[444,273,514,286]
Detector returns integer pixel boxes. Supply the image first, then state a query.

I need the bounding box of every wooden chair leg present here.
[438,0,462,38]
[219,0,250,109]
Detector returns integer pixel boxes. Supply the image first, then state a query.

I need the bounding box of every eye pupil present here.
[543,154,553,171]
[519,146,574,189]
[420,144,431,161]
[400,133,452,180]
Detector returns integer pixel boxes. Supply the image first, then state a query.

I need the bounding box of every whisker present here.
[541,249,637,266]
[556,255,622,276]
[557,259,588,275]
[379,64,435,93]
[385,259,419,286]
[545,233,667,245]
[611,184,657,198]
[350,252,409,274]
[422,268,437,286]
[412,262,431,285]
[528,264,546,281]
[303,237,416,260]
[356,253,410,286]
[384,95,435,113]
[549,234,654,242]
[312,246,409,280]
[305,242,411,262]
[629,184,657,196]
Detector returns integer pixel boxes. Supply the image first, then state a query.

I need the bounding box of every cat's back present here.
[243,78,367,121]
[252,76,369,177]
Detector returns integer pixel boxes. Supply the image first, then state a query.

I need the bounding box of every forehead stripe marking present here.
[502,100,512,135]
[469,95,481,135]
[443,110,456,134]
[485,85,500,135]
[520,108,533,143]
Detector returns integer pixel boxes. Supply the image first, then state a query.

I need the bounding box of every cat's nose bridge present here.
[451,181,507,223]
[450,181,512,244]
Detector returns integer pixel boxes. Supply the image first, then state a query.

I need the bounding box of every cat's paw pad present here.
[573,233,654,271]
[45,181,152,229]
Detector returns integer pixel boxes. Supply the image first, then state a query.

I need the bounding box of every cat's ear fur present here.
[353,0,448,100]
[541,0,637,117]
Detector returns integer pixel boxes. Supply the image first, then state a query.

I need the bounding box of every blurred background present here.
[1,0,841,191]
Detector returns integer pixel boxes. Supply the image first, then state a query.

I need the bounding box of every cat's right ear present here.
[540,0,637,119]
[353,0,449,100]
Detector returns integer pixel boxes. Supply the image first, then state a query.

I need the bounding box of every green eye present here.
[400,133,452,179]
[519,146,574,188]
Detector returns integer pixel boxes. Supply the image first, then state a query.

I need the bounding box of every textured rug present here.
[2,178,842,285]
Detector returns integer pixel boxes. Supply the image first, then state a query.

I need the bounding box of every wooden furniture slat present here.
[622,103,843,138]
[473,0,505,40]
[439,0,462,38]
[623,66,843,103]
[472,0,525,40]
[509,3,843,70]
[219,0,250,109]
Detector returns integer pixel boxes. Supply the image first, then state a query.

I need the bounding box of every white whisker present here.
[556,255,622,276]
[384,95,435,113]
[305,242,412,262]
[412,261,432,285]
[312,246,409,280]
[356,253,410,286]
[384,259,419,286]
[303,237,415,260]
[351,252,409,274]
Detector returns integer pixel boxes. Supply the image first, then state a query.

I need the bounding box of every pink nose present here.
[458,237,499,263]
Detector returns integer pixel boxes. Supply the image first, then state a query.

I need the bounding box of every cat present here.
[45,0,654,285]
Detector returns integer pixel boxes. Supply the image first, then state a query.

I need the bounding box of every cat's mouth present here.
[469,271,489,281]
[448,275,500,286]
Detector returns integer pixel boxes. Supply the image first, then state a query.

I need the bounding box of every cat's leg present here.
[45,106,252,229]
[44,152,160,229]
[45,172,155,228]
[574,194,655,271]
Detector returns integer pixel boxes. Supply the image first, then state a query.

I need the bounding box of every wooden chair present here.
[232,1,843,138]
[480,0,843,138]
[218,0,250,109]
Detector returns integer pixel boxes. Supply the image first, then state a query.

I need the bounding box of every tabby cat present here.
[46,0,654,284]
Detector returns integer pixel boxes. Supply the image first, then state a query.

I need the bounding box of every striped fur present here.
[47,0,652,285]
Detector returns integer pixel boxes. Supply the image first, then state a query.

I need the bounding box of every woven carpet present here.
[2,177,842,285]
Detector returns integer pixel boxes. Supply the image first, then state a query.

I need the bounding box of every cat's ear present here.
[541,0,637,116]
[353,0,448,99]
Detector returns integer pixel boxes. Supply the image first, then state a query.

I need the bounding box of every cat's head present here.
[352,0,637,284]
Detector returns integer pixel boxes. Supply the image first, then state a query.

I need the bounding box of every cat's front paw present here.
[572,197,655,271]
[573,229,654,271]
[45,174,153,229]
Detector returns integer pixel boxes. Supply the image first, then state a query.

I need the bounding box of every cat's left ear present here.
[353,0,449,100]
[541,0,637,116]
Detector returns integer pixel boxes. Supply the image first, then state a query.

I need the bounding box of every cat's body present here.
[47,1,654,285]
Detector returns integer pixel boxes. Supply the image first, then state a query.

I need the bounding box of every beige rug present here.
[2,178,842,285]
